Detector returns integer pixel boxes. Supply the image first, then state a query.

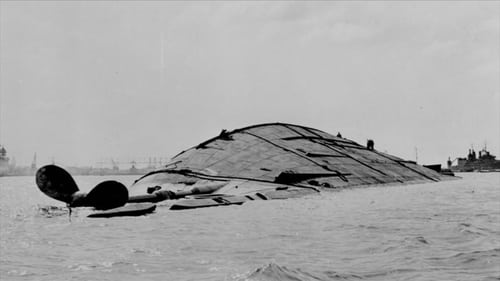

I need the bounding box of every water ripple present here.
[1,173,499,280]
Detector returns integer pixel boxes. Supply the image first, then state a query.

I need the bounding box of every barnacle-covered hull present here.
[130,123,452,210]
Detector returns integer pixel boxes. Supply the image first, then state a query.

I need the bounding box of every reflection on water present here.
[1,173,499,280]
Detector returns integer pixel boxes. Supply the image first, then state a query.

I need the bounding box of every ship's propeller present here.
[36,165,128,210]
[36,165,226,211]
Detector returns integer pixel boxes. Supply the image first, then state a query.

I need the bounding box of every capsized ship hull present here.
[129,123,454,210]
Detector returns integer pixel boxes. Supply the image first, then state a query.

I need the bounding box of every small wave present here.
[242,263,364,281]
[475,213,489,217]
[427,248,500,270]
[7,269,35,277]
[37,205,69,218]
[451,248,500,261]
[357,224,379,230]
[361,268,417,279]
[402,236,431,248]
[324,271,363,280]
[68,260,137,272]
[244,263,325,281]
[415,236,430,244]
[241,263,423,281]
[457,222,490,237]
[131,247,163,257]
[481,277,500,281]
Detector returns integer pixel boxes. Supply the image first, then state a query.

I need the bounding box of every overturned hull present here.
[129,123,453,210]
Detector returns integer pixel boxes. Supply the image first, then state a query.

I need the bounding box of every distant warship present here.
[0,145,10,176]
[0,145,38,177]
[448,146,500,172]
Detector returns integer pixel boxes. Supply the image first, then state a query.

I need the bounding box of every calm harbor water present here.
[0,172,499,281]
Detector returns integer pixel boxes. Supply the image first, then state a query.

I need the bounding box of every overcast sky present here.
[1,1,499,167]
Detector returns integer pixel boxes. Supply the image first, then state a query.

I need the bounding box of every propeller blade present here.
[85,181,128,210]
[36,165,79,204]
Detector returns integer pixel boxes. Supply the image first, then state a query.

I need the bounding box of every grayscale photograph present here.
[0,1,499,280]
